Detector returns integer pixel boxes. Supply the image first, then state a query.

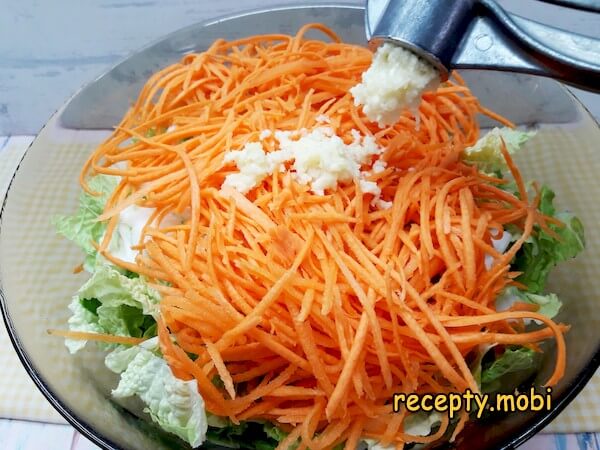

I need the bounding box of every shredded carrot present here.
[47,329,145,346]
[73,23,569,449]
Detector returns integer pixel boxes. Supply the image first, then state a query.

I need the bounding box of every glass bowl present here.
[1,5,599,450]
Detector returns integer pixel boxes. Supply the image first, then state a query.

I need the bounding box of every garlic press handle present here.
[537,0,600,13]
[453,0,600,92]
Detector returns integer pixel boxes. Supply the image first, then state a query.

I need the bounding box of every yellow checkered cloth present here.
[0,135,597,432]
[0,136,65,423]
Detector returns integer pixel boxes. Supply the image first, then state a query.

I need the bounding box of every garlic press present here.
[366,0,600,91]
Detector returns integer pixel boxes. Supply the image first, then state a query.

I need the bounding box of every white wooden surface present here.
[0,420,99,450]
[0,0,598,134]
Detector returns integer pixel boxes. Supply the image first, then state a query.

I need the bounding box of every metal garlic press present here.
[366,0,600,92]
